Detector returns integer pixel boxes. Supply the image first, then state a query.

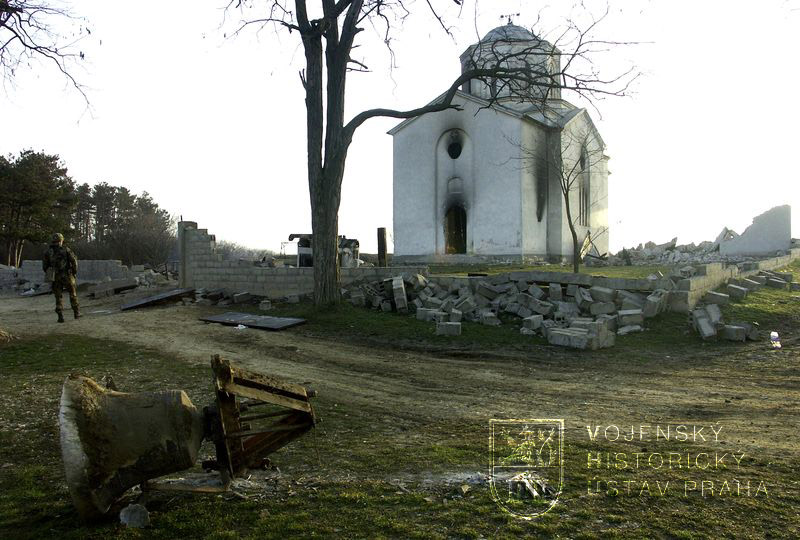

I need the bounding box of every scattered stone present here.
[232,292,252,304]
[258,300,272,311]
[480,311,501,326]
[548,283,563,301]
[523,314,544,330]
[617,325,643,335]
[726,284,748,300]
[679,265,696,278]
[589,286,615,303]
[721,325,746,342]
[436,322,461,336]
[120,504,150,528]
[617,309,644,327]
[703,291,730,305]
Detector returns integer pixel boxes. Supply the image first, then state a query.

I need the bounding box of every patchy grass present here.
[0,260,798,538]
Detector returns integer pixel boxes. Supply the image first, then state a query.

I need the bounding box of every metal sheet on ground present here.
[200,312,306,331]
[121,288,196,311]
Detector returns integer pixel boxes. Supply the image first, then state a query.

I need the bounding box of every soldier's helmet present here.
[51,233,64,245]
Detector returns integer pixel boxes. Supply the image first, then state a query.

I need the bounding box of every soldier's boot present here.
[73,308,81,319]
[57,311,65,323]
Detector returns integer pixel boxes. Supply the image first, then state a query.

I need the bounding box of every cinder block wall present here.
[178,221,428,299]
[668,248,800,312]
[18,259,133,283]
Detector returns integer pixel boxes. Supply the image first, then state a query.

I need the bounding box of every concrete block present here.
[617,309,644,327]
[392,276,408,313]
[729,320,760,341]
[516,293,534,309]
[520,327,537,336]
[547,327,591,349]
[517,307,533,318]
[691,309,716,339]
[596,314,618,332]
[233,292,252,304]
[739,278,762,291]
[616,290,645,309]
[590,302,616,316]
[258,300,272,311]
[721,325,746,342]
[566,284,578,297]
[455,295,477,314]
[411,297,424,310]
[440,298,455,313]
[791,282,800,291]
[540,319,557,337]
[748,275,767,285]
[766,278,789,290]
[772,272,793,283]
[589,286,615,303]
[416,308,436,321]
[575,288,594,310]
[504,303,520,315]
[476,282,501,300]
[380,300,393,312]
[523,314,544,330]
[432,311,449,322]
[704,304,723,327]
[617,325,643,336]
[480,311,501,326]
[703,291,730,305]
[449,309,462,322]
[527,284,546,300]
[530,299,555,316]
[436,322,462,336]
[726,284,748,300]
[423,296,443,309]
[643,290,666,318]
[548,283,563,302]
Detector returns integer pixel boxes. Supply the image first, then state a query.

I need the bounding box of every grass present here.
[0,260,798,538]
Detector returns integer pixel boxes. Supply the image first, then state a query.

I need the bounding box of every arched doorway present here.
[444,205,467,254]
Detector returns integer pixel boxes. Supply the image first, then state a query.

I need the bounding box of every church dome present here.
[481,22,535,43]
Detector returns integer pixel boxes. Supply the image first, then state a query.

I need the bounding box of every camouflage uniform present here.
[43,235,80,322]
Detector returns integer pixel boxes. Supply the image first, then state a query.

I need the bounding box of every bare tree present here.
[0,1,89,101]
[227,1,635,306]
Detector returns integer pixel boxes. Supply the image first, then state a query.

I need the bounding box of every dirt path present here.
[2,288,799,459]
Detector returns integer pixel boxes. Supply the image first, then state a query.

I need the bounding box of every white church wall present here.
[520,121,549,256]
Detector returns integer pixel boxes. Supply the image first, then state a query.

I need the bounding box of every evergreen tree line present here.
[0,150,175,268]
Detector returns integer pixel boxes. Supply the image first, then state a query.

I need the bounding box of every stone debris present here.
[232,292,252,304]
[120,503,150,528]
[339,262,796,350]
[259,300,273,311]
[436,322,462,336]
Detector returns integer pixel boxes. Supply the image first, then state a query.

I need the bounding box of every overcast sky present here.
[2,0,798,254]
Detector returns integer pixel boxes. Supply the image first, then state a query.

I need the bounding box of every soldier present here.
[43,233,80,323]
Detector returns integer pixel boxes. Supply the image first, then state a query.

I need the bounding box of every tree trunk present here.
[13,239,24,268]
[562,191,580,273]
[311,182,341,306]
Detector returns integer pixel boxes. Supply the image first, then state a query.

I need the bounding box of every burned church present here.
[390,22,609,263]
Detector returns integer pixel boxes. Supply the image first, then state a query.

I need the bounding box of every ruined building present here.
[390,22,609,263]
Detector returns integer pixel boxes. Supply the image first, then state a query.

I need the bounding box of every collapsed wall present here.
[719,205,791,256]
[16,260,134,284]
[178,221,427,298]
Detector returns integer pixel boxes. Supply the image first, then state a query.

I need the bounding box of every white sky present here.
[2,0,798,254]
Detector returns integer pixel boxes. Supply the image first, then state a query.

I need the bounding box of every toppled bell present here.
[59,375,204,519]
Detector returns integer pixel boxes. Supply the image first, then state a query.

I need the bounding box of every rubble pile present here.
[691,269,796,340]
[605,229,795,267]
[1,265,174,297]
[342,272,673,350]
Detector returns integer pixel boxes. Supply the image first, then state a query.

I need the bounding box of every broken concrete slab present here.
[691,309,717,339]
[120,288,195,311]
[200,312,305,331]
[436,321,461,336]
[90,278,138,298]
[719,205,791,256]
[547,327,591,349]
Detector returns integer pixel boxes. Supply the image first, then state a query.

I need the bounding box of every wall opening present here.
[444,205,467,254]
[446,130,463,159]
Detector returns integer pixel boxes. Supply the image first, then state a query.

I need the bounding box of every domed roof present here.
[482,22,535,43]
